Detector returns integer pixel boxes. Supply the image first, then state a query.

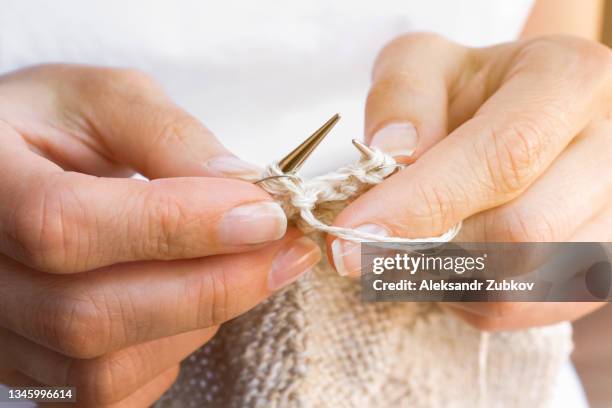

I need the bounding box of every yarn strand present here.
[259,148,461,244]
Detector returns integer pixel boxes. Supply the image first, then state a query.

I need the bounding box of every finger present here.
[3,65,261,180]
[0,230,320,357]
[458,120,612,242]
[0,369,41,388]
[101,365,179,408]
[0,365,179,408]
[331,38,611,276]
[365,33,469,162]
[0,129,287,273]
[444,302,604,331]
[0,326,215,405]
[570,204,612,242]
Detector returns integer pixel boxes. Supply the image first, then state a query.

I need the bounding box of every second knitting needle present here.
[351,139,376,160]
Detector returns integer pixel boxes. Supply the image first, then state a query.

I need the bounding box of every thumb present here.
[365,33,468,163]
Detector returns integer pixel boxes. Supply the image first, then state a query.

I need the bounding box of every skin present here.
[329,33,612,329]
[0,65,322,406]
[0,1,608,405]
[522,0,604,41]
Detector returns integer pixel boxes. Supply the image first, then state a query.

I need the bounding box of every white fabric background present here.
[0,1,588,406]
[0,0,534,174]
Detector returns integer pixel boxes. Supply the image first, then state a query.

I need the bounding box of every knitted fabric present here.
[155,151,573,408]
[256,149,461,243]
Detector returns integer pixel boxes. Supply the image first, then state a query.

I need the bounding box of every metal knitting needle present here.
[352,138,404,177]
[255,114,341,184]
[277,113,340,173]
[351,139,376,160]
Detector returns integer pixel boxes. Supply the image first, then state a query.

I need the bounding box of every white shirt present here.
[0,0,533,174]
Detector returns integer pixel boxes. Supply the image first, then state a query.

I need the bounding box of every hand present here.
[329,34,612,330]
[0,65,321,406]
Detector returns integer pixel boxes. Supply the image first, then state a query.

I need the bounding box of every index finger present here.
[330,37,612,276]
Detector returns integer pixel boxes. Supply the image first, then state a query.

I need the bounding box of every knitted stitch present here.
[155,149,573,408]
[257,149,461,243]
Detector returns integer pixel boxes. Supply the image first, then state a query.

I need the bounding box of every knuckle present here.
[10,176,88,273]
[71,353,138,405]
[374,32,454,76]
[489,207,560,243]
[480,122,544,196]
[143,113,206,173]
[98,67,159,93]
[521,36,612,82]
[133,183,188,259]
[192,261,233,327]
[408,181,458,233]
[551,36,612,68]
[577,40,612,71]
[31,290,111,358]
[154,114,203,147]
[75,67,164,101]
[521,36,580,60]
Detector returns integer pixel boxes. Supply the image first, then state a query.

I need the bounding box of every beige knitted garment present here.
[155,155,573,408]
[156,239,573,408]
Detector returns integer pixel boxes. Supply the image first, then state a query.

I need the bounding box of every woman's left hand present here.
[329,33,612,330]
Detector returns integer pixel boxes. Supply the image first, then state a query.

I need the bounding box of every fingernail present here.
[331,224,389,277]
[203,155,262,180]
[370,122,418,158]
[269,237,321,290]
[219,202,287,245]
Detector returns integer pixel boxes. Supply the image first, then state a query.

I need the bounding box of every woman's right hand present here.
[0,65,321,407]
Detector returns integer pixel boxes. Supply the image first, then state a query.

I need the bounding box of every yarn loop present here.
[258,147,461,244]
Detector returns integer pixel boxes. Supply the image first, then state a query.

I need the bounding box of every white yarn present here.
[259,147,462,244]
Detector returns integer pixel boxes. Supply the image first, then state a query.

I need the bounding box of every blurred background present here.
[574,0,612,376]
[574,300,612,408]
[605,0,612,43]
[570,5,611,407]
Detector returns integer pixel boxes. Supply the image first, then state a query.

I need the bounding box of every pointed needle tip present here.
[277,114,342,173]
[351,139,376,159]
